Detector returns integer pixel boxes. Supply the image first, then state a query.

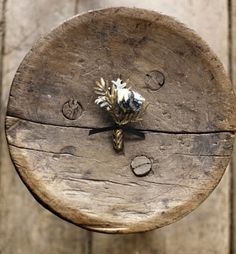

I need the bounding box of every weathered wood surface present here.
[0,1,90,254]
[0,0,3,166]
[232,0,236,253]
[6,115,234,232]
[0,0,234,253]
[5,6,236,236]
[76,0,233,253]
[0,0,4,248]
[7,8,236,132]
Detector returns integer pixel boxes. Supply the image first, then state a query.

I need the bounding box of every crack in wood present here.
[66,177,138,187]
[9,143,212,192]
[9,141,231,160]
[6,115,236,135]
[9,143,104,162]
[173,153,230,157]
[3,5,236,238]
[137,179,212,191]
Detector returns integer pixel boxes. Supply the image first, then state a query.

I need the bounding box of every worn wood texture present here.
[233,0,236,94]
[0,0,3,165]
[6,9,236,132]
[6,116,234,232]
[0,0,4,246]
[5,6,236,236]
[0,1,90,254]
[232,0,236,253]
[1,0,234,253]
[75,1,233,253]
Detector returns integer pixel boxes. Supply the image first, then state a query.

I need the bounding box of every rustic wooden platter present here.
[5,7,236,233]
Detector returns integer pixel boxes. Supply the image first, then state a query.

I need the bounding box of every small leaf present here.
[100,78,106,87]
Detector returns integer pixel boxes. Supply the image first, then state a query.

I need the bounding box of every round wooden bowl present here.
[5,7,236,233]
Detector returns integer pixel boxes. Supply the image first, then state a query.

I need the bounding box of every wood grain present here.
[0,0,4,166]
[1,1,234,253]
[0,1,90,254]
[231,0,236,253]
[75,1,233,253]
[6,115,234,233]
[7,9,236,132]
[5,7,235,235]
[0,0,5,248]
